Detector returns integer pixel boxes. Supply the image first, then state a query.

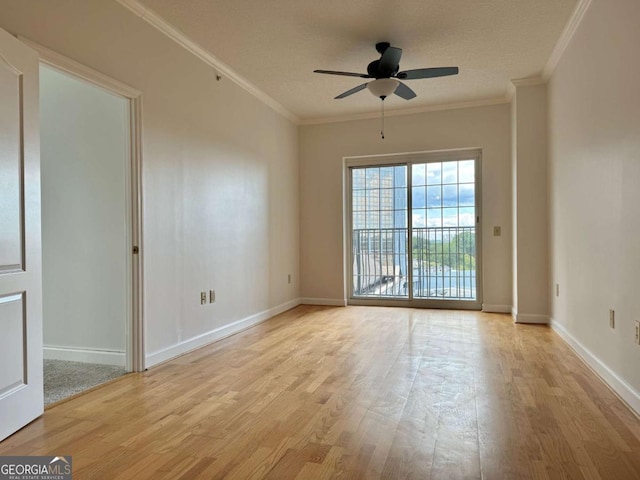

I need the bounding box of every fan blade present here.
[394,82,416,100]
[335,82,368,99]
[314,69,369,78]
[379,47,402,73]
[396,67,459,80]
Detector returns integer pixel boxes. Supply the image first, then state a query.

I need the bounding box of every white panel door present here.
[0,28,43,441]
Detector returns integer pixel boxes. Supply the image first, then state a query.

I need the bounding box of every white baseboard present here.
[514,313,549,324]
[44,346,126,367]
[145,297,301,368]
[550,318,640,417]
[299,297,347,306]
[482,304,512,313]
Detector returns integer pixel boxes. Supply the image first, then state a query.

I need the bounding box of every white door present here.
[0,28,43,441]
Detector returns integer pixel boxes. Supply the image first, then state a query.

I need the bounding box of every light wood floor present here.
[2,306,640,479]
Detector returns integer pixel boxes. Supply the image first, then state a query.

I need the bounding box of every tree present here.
[412,230,476,271]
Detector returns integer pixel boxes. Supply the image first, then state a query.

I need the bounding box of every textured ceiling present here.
[137,0,577,121]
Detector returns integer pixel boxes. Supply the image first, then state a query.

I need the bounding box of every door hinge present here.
[133,246,139,254]
[476,216,480,224]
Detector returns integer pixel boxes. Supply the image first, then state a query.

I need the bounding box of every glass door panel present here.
[351,165,408,298]
[411,160,477,300]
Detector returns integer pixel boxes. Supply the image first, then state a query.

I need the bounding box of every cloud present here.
[459,160,475,183]
[459,184,474,206]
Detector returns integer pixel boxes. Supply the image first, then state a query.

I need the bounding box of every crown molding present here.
[506,75,546,102]
[299,96,509,126]
[543,0,592,80]
[511,76,546,88]
[115,0,300,124]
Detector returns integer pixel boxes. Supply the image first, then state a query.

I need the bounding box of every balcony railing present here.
[352,226,476,300]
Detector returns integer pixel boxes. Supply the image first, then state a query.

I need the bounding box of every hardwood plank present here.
[0,306,639,479]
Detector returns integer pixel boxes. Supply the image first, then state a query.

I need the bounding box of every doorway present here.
[346,150,482,310]
[38,62,138,404]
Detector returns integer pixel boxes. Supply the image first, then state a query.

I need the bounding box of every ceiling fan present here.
[314,42,459,101]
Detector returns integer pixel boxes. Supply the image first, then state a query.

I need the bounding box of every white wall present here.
[0,0,300,367]
[299,104,512,310]
[40,65,128,364]
[512,83,549,323]
[548,0,640,408]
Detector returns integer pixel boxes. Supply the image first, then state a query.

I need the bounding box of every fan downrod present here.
[375,42,391,54]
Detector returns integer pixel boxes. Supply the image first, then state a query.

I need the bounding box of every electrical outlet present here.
[556,284,559,297]
[493,226,501,237]
[200,291,207,305]
[288,274,291,284]
[609,309,615,329]
[635,321,640,345]
[209,290,215,303]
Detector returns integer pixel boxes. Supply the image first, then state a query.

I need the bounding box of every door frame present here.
[22,38,146,372]
[343,148,483,310]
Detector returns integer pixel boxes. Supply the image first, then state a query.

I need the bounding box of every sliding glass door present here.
[348,151,482,309]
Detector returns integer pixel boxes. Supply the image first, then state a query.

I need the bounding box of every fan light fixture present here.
[366,79,400,139]
[367,78,399,99]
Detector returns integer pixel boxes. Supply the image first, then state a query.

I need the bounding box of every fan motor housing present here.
[367,60,399,79]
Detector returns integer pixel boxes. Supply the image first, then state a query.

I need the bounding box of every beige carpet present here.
[44,359,126,405]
